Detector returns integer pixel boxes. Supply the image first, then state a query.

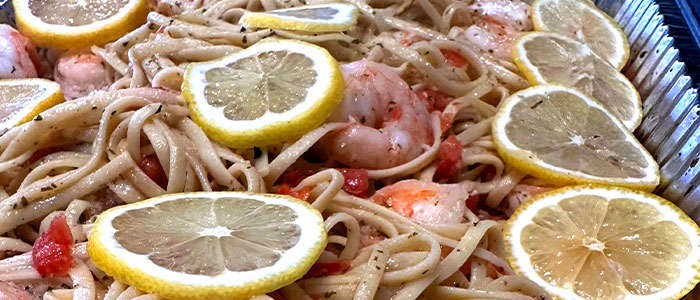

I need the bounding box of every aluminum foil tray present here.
[593,0,700,226]
[594,1,700,295]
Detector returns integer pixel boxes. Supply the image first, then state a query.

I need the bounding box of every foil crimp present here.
[595,0,700,222]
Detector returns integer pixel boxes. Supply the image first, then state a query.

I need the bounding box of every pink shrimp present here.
[470,0,533,31]
[503,184,552,216]
[319,59,434,169]
[461,0,533,61]
[54,49,111,100]
[0,24,40,79]
[372,180,472,225]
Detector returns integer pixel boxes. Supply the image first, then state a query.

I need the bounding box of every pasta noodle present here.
[0,0,555,298]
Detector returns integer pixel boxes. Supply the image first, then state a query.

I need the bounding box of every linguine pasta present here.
[0,0,554,298]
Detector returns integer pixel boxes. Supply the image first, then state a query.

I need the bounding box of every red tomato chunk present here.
[32,214,74,277]
[277,169,315,201]
[138,154,168,189]
[277,169,369,199]
[304,259,351,278]
[440,49,468,68]
[337,169,369,198]
[434,135,463,181]
[415,86,448,113]
[466,194,479,214]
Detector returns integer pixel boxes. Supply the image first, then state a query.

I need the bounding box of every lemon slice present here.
[88,192,327,300]
[492,85,659,191]
[13,0,148,49]
[504,185,700,300]
[182,39,344,148]
[0,78,64,135]
[513,31,641,130]
[239,3,358,32]
[532,0,629,70]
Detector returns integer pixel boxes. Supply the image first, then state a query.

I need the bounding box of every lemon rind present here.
[531,0,630,70]
[503,185,700,300]
[88,192,327,300]
[491,84,659,191]
[239,3,359,32]
[13,0,148,49]
[512,31,642,130]
[182,39,344,148]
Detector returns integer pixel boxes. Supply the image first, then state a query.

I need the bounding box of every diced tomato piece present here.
[440,49,468,68]
[466,194,479,214]
[337,169,369,198]
[276,169,316,201]
[47,219,72,246]
[277,184,313,201]
[280,169,315,187]
[32,214,74,277]
[290,186,313,201]
[304,260,351,278]
[434,135,463,182]
[278,169,369,200]
[481,165,497,182]
[276,184,292,196]
[416,86,449,113]
[138,154,168,189]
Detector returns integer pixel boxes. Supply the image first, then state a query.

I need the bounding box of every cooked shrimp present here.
[463,22,522,61]
[319,59,433,169]
[54,49,111,99]
[503,184,551,216]
[372,179,472,225]
[470,0,533,31]
[0,24,40,79]
[461,0,532,61]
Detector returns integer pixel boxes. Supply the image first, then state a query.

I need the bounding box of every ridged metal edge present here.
[596,1,700,296]
[595,0,700,219]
